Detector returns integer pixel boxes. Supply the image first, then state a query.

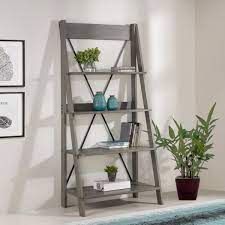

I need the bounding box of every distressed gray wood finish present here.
[69,101,135,112]
[59,20,68,208]
[130,24,139,198]
[67,65,86,215]
[65,23,130,40]
[68,71,146,75]
[66,76,86,216]
[67,182,160,200]
[66,146,156,156]
[68,106,152,115]
[59,20,163,216]
[59,20,85,216]
[135,25,163,204]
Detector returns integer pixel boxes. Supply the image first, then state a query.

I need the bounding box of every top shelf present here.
[68,71,146,76]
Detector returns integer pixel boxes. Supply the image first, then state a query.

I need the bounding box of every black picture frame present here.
[0,92,25,138]
[0,40,25,87]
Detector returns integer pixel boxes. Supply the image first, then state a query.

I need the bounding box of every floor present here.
[1,190,225,225]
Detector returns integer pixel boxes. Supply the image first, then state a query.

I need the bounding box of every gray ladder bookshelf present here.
[59,20,163,217]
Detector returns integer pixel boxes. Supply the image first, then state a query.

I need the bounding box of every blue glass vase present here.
[93,91,107,111]
[107,95,119,111]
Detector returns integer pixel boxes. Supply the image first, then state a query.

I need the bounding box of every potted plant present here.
[153,103,217,200]
[74,47,100,72]
[104,165,118,182]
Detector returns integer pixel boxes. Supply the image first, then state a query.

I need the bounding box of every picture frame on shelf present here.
[0,92,25,138]
[0,40,25,87]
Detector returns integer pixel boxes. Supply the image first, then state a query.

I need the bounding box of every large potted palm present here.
[153,103,217,200]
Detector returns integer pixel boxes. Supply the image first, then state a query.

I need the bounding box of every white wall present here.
[139,0,196,191]
[0,0,66,213]
[196,0,225,191]
[0,0,196,213]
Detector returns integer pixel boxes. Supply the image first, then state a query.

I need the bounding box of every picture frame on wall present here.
[0,92,25,138]
[0,40,25,87]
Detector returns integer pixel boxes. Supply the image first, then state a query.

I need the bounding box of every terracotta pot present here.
[175,176,200,200]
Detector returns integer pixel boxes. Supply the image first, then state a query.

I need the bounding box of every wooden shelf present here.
[73,108,151,115]
[68,71,146,76]
[66,102,152,115]
[67,182,160,199]
[66,146,156,157]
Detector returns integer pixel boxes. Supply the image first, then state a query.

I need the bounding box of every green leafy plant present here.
[153,103,217,178]
[104,165,118,174]
[75,47,100,65]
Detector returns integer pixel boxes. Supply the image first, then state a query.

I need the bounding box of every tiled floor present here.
[1,190,225,225]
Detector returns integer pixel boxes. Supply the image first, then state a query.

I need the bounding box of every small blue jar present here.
[107,95,119,111]
[93,91,107,111]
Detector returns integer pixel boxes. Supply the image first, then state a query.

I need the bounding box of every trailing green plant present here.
[75,47,100,65]
[104,165,118,174]
[153,103,217,178]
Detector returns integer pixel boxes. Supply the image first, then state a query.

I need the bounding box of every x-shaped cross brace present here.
[66,39,132,184]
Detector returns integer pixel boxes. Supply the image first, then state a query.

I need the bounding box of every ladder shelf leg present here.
[60,20,68,208]
[72,154,86,216]
[150,150,163,205]
[66,73,86,216]
[78,198,86,217]
[131,24,138,198]
[135,23,163,205]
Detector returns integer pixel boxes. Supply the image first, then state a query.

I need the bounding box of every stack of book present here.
[120,122,141,147]
[93,179,131,192]
[111,66,136,73]
[97,141,129,149]
[96,122,141,149]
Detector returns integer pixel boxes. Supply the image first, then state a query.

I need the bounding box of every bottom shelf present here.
[67,182,160,199]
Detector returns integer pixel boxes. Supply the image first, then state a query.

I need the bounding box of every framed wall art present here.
[0,92,25,138]
[0,40,25,87]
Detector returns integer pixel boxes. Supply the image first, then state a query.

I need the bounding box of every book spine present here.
[122,122,142,147]
[134,123,141,147]
[111,66,136,73]
[132,123,137,147]
[129,123,135,147]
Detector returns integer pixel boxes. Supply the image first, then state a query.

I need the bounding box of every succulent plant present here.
[75,47,100,65]
[104,165,118,174]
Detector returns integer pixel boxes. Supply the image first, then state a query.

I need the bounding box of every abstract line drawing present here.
[0,47,13,81]
[0,116,12,128]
